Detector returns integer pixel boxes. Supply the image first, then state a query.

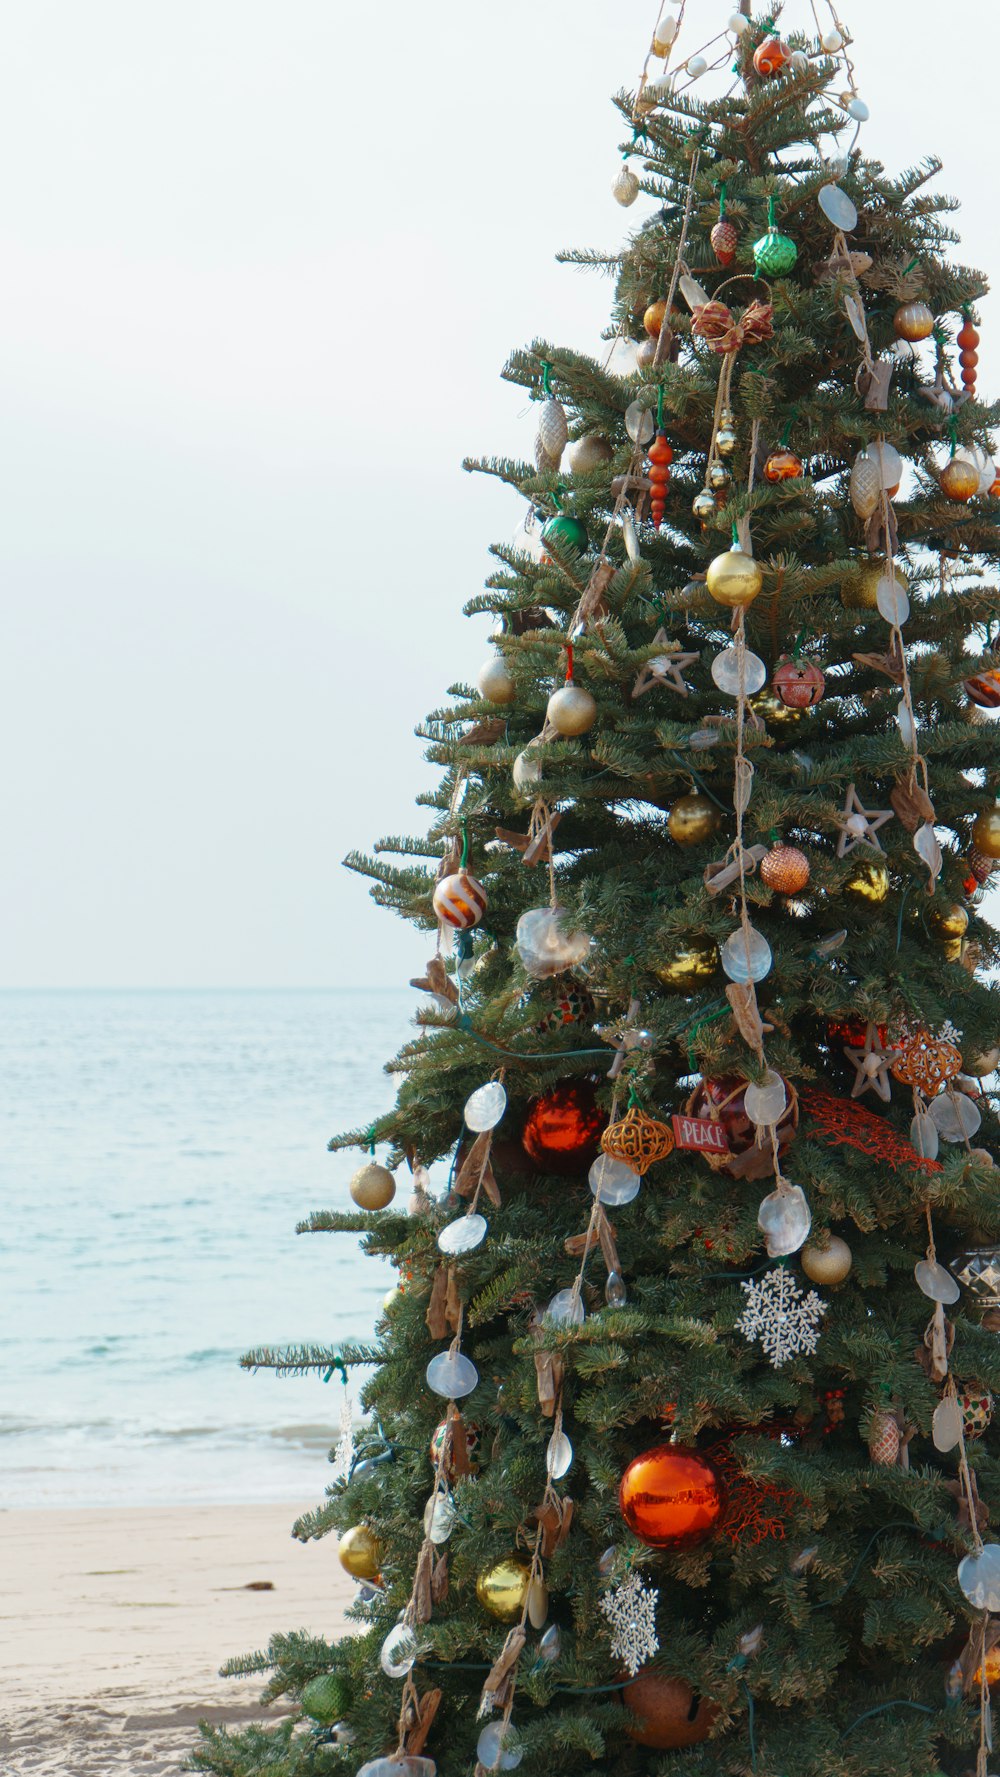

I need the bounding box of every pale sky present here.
[1,1,997,988]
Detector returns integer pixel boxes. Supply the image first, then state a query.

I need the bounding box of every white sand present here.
[0,1503,354,1776]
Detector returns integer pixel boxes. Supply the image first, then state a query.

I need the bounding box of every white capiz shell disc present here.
[914,1258,961,1304]
[438,1213,488,1255]
[425,1350,479,1398]
[818,184,858,232]
[958,1544,1000,1611]
[465,1080,507,1131]
[758,1184,811,1256]
[930,1092,981,1142]
[588,1153,641,1205]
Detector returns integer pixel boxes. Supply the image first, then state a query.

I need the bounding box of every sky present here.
[1,2,998,988]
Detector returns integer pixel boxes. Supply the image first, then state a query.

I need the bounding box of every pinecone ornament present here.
[867,1406,900,1466]
[613,165,640,207]
[850,451,881,519]
[537,397,568,465]
[710,217,738,267]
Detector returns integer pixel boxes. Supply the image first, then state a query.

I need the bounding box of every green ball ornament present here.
[541,513,587,554]
[753,228,798,276]
[301,1673,352,1724]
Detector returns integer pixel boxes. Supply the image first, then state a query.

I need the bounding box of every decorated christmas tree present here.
[197,6,1000,1776]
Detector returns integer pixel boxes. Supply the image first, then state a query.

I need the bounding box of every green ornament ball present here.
[541,513,588,554]
[301,1673,352,1724]
[753,228,798,276]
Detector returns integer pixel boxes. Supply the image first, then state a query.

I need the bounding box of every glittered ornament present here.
[477,655,515,704]
[893,300,934,341]
[301,1673,353,1724]
[541,512,587,555]
[433,870,487,930]
[655,938,719,993]
[764,447,803,482]
[643,297,668,337]
[522,1079,606,1172]
[891,1027,962,1095]
[753,224,798,277]
[973,808,1000,859]
[760,844,810,895]
[624,1671,719,1750]
[752,33,789,76]
[619,1444,724,1548]
[706,547,763,608]
[612,164,640,207]
[940,457,980,502]
[773,656,825,708]
[476,1558,531,1622]
[350,1161,396,1211]
[601,1104,675,1175]
[801,1235,853,1286]
[667,791,722,846]
[547,680,597,736]
[337,1524,382,1580]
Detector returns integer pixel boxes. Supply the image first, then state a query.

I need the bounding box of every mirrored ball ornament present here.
[706,548,763,608]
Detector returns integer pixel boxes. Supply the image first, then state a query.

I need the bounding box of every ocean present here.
[0,988,423,1508]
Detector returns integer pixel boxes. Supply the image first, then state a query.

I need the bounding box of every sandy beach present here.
[0,1502,354,1776]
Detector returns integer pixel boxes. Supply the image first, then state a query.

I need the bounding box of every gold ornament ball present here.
[337,1524,382,1581]
[973,808,1000,859]
[893,300,934,342]
[655,937,719,993]
[844,861,890,904]
[568,433,613,474]
[706,548,763,609]
[707,461,731,492]
[940,458,980,503]
[968,1046,1000,1077]
[477,655,516,704]
[546,682,597,736]
[350,1161,396,1210]
[476,1558,532,1622]
[643,298,668,337]
[842,561,909,612]
[692,488,717,522]
[801,1235,853,1286]
[752,687,802,728]
[382,1282,403,1312]
[716,412,738,456]
[667,791,721,847]
[928,901,970,941]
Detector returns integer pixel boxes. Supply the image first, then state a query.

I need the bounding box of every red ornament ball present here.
[753,33,789,76]
[624,1670,719,1749]
[826,1016,888,1048]
[619,1443,724,1549]
[521,1079,606,1173]
[773,656,825,709]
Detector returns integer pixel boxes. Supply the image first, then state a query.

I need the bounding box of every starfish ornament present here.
[843,1022,901,1104]
[835,782,894,857]
[632,631,699,698]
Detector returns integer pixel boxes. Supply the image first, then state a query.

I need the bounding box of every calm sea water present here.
[0,989,422,1508]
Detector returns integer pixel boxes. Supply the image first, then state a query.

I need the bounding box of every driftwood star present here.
[843,1022,900,1104]
[632,632,700,698]
[835,782,894,857]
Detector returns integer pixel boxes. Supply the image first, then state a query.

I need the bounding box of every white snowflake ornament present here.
[738,1266,827,1369]
[331,1385,355,1482]
[599,1571,660,1676]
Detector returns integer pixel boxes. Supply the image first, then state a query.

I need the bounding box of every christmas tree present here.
[196,7,1000,1776]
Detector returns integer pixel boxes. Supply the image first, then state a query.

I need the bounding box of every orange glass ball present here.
[975,1646,1000,1688]
[958,320,980,352]
[618,1444,724,1549]
[624,1672,719,1749]
[763,447,803,482]
[753,33,789,76]
[648,433,673,466]
[522,1079,606,1173]
[643,298,668,337]
[940,458,980,502]
[991,476,1000,498]
[960,349,979,371]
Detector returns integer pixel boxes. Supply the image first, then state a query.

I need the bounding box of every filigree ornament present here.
[891,1027,963,1096]
[600,1104,675,1175]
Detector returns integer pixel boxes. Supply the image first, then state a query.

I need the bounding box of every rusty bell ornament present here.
[773,656,825,709]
